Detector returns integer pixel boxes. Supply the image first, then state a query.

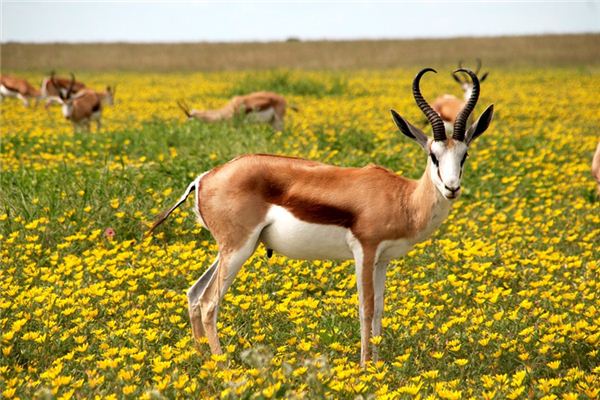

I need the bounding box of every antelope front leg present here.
[371,260,388,362]
[353,242,377,367]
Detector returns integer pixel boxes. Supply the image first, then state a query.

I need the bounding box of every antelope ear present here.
[452,72,464,84]
[391,109,428,150]
[480,72,489,82]
[465,104,494,145]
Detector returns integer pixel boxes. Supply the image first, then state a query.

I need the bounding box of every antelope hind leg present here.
[187,256,219,343]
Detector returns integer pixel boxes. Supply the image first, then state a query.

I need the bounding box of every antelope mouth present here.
[443,189,461,200]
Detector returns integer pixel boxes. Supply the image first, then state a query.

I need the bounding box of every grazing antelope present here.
[177,91,293,131]
[53,74,115,132]
[593,142,600,196]
[432,60,489,134]
[150,68,494,366]
[40,72,86,109]
[0,75,41,107]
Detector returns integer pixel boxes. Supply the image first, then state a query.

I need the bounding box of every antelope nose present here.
[445,185,460,193]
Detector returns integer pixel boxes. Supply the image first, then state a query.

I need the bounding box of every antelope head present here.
[391,68,494,200]
[52,73,77,118]
[453,59,489,100]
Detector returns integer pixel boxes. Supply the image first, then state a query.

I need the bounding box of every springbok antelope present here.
[53,74,115,132]
[150,68,494,366]
[593,142,600,196]
[0,75,41,107]
[177,91,293,131]
[432,60,489,134]
[40,72,86,109]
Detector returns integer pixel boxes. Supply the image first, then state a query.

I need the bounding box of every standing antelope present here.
[150,68,494,366]
[177,91,293,131]
[432,60,489,134]
[0,75,41,107]
[40,72,86,109]
[53,74,115,132]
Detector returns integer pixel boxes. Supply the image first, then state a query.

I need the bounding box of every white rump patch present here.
[193,172,210,228]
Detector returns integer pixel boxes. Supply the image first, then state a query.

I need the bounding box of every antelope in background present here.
[149,68,494,366]
[177,91,294,131]
[593,141,600,196]
[53,74,116,132]
[432,59,489,134]
[0,75,41,107]
[40,72,86,109]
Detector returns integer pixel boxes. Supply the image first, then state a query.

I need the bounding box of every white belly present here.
[0,85,17,98]
[260,205,353,260]
[248,107,275,123]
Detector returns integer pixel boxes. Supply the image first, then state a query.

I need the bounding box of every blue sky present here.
[2,1,599,43]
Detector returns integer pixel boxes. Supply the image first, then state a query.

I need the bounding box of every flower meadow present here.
[1,68,599,399]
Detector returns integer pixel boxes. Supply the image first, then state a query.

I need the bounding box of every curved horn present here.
[177,99,191,118]
[452,68,480,141]
[413,68,446,142]
[66,73,76,99]
[50,72,63,100]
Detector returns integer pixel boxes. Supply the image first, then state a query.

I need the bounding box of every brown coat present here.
[1,75,40,97]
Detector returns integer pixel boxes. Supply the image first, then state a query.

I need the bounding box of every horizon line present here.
[2,31,599,45]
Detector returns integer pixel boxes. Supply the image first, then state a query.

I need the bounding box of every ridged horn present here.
[66,73,76,99]
[452,68,480,141]
[413,68,446,142]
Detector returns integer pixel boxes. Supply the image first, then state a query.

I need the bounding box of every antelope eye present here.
[430,153,439,166]
[461,153,469,166]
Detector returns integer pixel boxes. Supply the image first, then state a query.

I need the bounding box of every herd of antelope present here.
[1,72,293,132]
[3,61,599,366]
[0,72,116,132]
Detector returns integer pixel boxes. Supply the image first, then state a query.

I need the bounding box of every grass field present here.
[1,38,600,399]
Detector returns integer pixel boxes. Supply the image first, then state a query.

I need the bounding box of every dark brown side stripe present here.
[262,180,355,228]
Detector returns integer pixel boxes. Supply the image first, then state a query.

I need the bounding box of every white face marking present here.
[429,140,468,200]
[260,205,353,260]
[62,103,73,118]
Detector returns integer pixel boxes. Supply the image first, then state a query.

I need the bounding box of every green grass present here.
[1,67,599,398]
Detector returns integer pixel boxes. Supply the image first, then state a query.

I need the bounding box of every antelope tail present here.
[147,178,198,235]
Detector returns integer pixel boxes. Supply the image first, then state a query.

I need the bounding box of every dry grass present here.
[2,34,599,72]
